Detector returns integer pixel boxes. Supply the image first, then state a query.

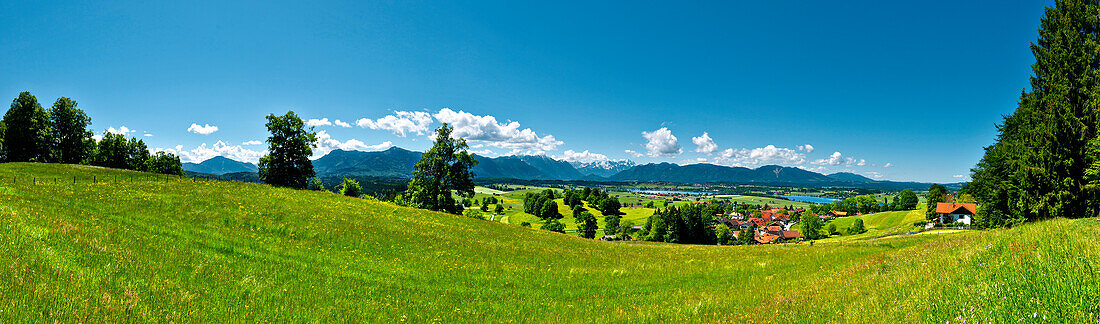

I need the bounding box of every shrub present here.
[541,219,565,233]
[307,178,325,191]
[463,209,485,220]
[520,222,531,227]
[338,178,361,197]
[847,219,866,235]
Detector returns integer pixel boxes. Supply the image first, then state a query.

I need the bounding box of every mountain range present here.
[188,147,956,190]
[182,156,258,175]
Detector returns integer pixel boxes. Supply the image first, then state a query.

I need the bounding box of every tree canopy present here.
[258,111,317,189]
[970,0,1100,227]
[2,91,53,162]
[397,123,477,214]
[49,97,94,164]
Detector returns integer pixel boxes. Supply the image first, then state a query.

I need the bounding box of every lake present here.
[777,194,838,204]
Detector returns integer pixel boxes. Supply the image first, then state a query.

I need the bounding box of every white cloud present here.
[625,150,644,158]
[433,108,562,153]
[642,127,681,157]
[312,130,393,158]
[159,141,265,164]
[713,145,806,167]
[953,174,966,178]
[883,163,893,168]
[306,118,333,127]
[187,123,218,135]
[468,149,498,156]
[813,151,848,166]
[143,133,153,137]
[691,132,717,154]
[856,159,867,166]
[107,126,135,135]
[241,140,263,145]
[357,111,434,137]
[797,144,815,153]
[556,150,609,164]
[798,165,829,173]
[91,134,103,142]
[334,119,351,128]
[864,171,885,179]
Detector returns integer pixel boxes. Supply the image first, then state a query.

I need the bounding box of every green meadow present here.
[2,163,1098,322]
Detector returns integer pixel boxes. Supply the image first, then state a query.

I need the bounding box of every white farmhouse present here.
[936,203,977,225]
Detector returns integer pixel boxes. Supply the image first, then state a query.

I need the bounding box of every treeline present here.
[808,190,918,215]
[638,204,718,244]
[1,91,183,175]
[968,1,1100,228]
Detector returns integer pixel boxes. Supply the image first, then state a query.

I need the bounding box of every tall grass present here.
[0,163,1096,322]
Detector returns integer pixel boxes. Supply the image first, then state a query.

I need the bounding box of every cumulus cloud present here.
[312,130,394,158]
[625,150,644,158]
[357,111,434,137]
[433,108,562,153]
[883,162,893,168]
[241,140,263,145]
[692,132,718,154]
[797,144,815,153]
[306,118,333,127]
[712,145,806,167]
[107,126,135,135]
[91,134,103,142]
[333,119,351,128]
[159,141,266,164]
[556,150,609,164]
[813,152,847,166]
[864,171,885,179]
[641,127,681,157]
[187,123,218,135]
[143,133,153,137]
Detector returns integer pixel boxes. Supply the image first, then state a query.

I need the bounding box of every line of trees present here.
[1,91,183,175]
[969,0,1100,228]
[807,190,919,216]
[638,204,721,244]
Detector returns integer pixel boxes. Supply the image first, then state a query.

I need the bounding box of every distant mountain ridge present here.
[571,160,636,177]
[182,156,258,175]
[827,172,876,183]
[194,147,954,190]
[608,163,834,183]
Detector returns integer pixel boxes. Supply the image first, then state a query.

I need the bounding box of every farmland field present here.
[2,163,1098,322]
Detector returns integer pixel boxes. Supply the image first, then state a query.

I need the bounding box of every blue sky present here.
[2,0,1049,183]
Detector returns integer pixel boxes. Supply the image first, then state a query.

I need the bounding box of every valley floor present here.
[1,163,1097,322]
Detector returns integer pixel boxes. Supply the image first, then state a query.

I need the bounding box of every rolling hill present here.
[181,156,258,175]
[1,163,1097,322]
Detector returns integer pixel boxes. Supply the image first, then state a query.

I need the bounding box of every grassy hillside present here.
[1,163,1098,322]
[823,209,927,241]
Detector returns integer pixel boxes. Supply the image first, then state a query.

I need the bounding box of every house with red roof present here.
[780,230,801,240]
[936,203,977,225]
[754,232,780,244]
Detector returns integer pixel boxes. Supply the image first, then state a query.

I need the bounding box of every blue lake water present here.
[777,194,838,204]
[632,190,712,195]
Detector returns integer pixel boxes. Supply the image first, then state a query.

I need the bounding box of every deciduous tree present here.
[49,97,93,164]
[2,92,53,162]
[397,123,477,214]
[258,111,318,189]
